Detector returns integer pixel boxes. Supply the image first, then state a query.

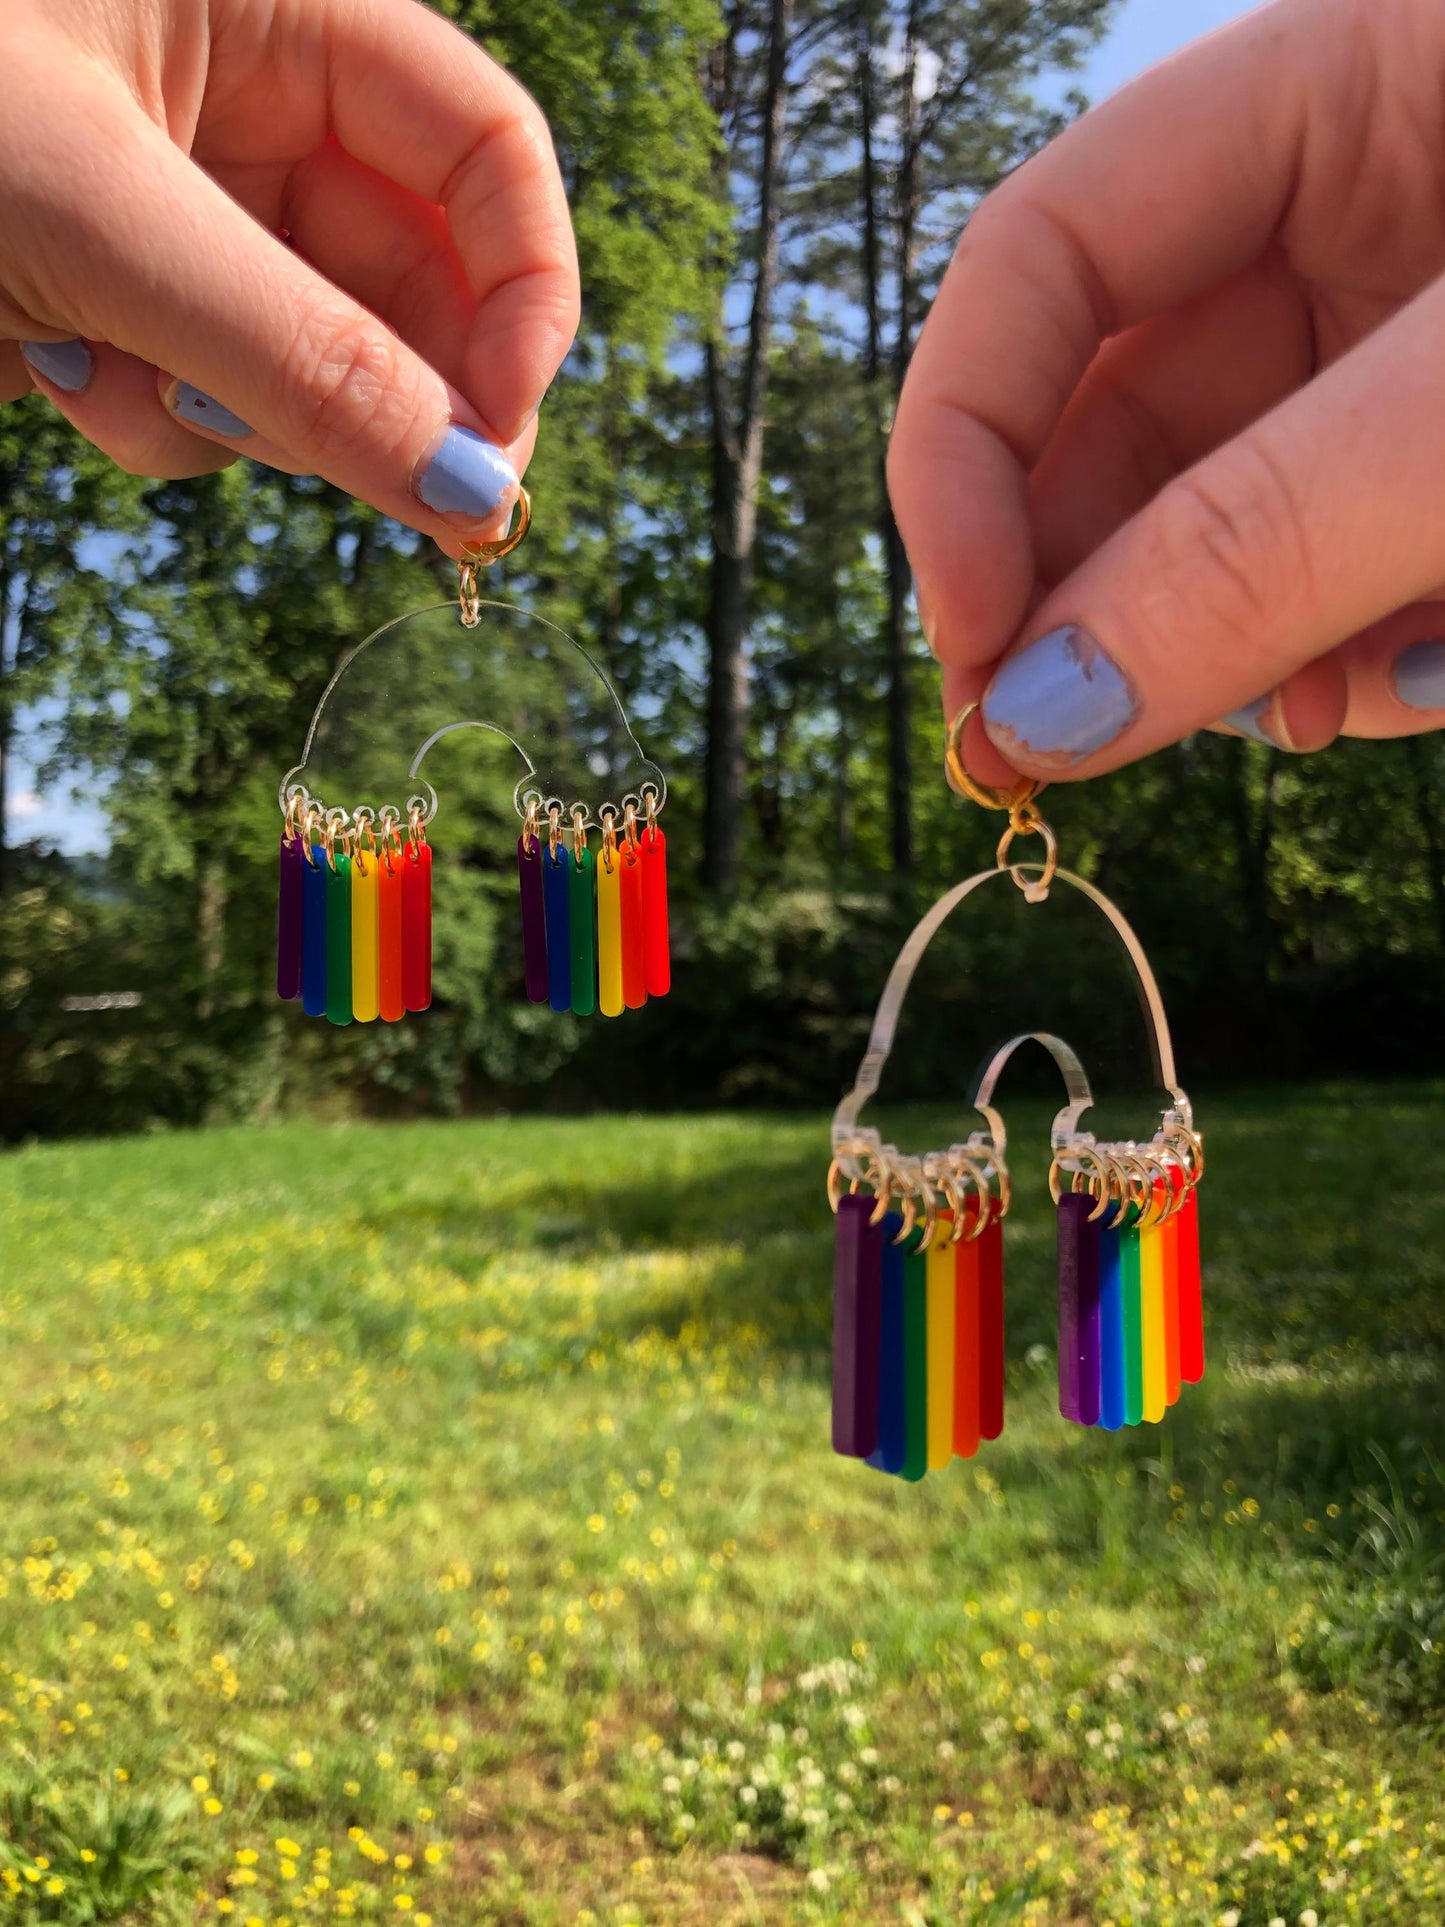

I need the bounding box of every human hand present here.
[890,0,1445,788]
[0,0,578,557]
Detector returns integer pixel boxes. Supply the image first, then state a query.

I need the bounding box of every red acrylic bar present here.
[619,842,647,1010]
[831,1193,883,1458]
[978,1213,1005,1441]
[1161,1179,1183,1406]
[378,852,405,1022]
[402,839,432,1012]
[639,826,671,997]
[1177,1185,1205,1383]
[952,1205,982,1460]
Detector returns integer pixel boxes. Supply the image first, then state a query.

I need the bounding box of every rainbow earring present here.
[827,708,1205,1476]
[275,495,670,1025]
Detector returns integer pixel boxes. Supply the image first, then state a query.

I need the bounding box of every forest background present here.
[4,0,1445,1141]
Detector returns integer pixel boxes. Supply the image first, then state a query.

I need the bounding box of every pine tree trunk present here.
[859,7,915,876]
[702,0,791,895]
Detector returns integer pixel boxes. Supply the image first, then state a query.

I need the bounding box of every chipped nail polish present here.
[1393,640,1445,711]
[1224,696,1278,746]
[981,624,1138,768]
[21,338,93,393]
[414,426,518,521]
[172,384,252,438]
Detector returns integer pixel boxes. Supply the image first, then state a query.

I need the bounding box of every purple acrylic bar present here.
[276,833,304,1001]
[832,1192,883,1458]
[517,833,549,1003]
[1057,1191,1102,1425]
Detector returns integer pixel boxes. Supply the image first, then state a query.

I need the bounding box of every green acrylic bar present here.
[901,1232,929,1481]
[325,852,353,1026]
[1120,1205,1144,1426]
[569,844,597,1017]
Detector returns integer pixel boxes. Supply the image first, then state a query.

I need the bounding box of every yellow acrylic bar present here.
[925,1214,955,1470]
[351,847,380,1023]
[596,846,624,1018]
[1140,1217,1167,1423]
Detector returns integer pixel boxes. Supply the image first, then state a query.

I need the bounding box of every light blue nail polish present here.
[1393,639,1445,711]
[21,338,92,393]
[1225,696,1276,745]
[172,384,252,438]
[415,426,517,519]
[981,623,1139,767]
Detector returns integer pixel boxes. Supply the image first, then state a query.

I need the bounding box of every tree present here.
[802,0,1113,872]
[700,0,797,896]
[0,401,144,896]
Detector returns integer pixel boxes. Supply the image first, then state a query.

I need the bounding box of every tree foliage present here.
[2,0,1443,1137]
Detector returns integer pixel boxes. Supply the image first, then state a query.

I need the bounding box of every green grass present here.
[0,1085,1443,1925]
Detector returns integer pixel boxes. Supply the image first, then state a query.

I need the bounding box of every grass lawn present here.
[1,1085,1443,1925]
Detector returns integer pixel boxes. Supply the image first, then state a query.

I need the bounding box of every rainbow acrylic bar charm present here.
[829,1149,1010,1481]
[826,794,1204,1476]
[514,798,667,1020]
[1052,1135,1205,1431]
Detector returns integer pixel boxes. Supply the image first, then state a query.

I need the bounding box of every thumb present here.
[977,273,1445,777]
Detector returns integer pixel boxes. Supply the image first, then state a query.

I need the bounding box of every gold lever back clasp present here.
[946,703,1057,899]
[458,486,533,627]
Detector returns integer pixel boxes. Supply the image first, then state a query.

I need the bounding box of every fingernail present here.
[980,623,1138,768]
[414,426,518,521]
[21,338,92,393]
[1224,694,1288,748]
[171,383,252,438]
[1393,639,1445,710]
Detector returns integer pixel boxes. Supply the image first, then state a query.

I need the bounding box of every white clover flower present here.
[881,1775,901,1794]
[1299,1912,1319,1927]
[807,1869,830,1893]
[661,1775,680,1796]
[1269,1917,1286,1927]
[675,1813,695,1833]
[1106,1722,1124,1742]
[768,1722,785,1744]
[1187,1655,1206,1675]
[937,1740,955,1760]
[792,1726,809,1745]
[843,1705,867,1729]
[739,1785,757,1807]
[1218,1912,1241,1927]
[859,1747,878,1766]
[726,1740,746,1762]
[835,1792,853,1811]
[838,1761,858,1785]
[802,1807,827,1827]
[1085,1729,1103,1748]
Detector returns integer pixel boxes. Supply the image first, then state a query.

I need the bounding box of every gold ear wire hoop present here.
[945,703,1046,815]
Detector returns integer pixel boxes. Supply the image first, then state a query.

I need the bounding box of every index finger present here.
[889,0,1313,693]
[306,0,580,443]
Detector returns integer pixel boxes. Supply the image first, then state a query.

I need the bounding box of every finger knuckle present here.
[283,306,418,469]
[1144,446,1316,643]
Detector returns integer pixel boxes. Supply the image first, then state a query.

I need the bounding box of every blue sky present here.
[8,0,1258,857]
[1083,0,1255,101]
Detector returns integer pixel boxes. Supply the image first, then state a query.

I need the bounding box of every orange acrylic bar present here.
[378,851,405,1022]
[619,841,646,1010]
